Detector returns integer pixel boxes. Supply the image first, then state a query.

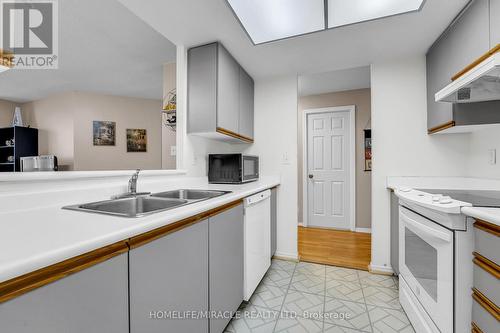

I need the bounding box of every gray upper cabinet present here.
[427,0,491,133]
[239,68,255,140]
[188,42,254,143]
[129,221,209,333]
[217,45,240,134]
[0,254,129,333]
[209,204,244,333]
[491,0,500,47]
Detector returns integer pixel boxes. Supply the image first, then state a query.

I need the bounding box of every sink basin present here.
[151,189,229,200]
[64,196,188,218]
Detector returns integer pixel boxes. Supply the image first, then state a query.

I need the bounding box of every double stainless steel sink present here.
[63,189,230,218]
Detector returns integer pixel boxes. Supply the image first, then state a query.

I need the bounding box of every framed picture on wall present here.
[93,121,116,146]
[126,129,147,152]
[364,129,372,171]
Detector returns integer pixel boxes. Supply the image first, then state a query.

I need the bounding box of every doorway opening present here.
[297,66,372,270]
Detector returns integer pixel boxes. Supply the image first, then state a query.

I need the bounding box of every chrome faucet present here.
[128,169,140,195]
[113,169,151,199]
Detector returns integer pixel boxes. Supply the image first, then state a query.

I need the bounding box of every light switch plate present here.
[488,149,496,165]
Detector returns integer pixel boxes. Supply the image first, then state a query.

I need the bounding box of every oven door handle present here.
[402,213,452,243]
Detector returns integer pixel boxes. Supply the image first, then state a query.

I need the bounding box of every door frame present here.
[302,105,356,231]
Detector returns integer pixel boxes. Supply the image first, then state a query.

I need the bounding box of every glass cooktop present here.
[421,189,500,208]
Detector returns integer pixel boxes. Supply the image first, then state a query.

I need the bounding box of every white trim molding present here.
[369,263,394,275]
[355,228,372,233]
[301,105,356,232]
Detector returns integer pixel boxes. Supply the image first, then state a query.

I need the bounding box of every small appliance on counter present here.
[21,155,58,172]
[208,154,259,184]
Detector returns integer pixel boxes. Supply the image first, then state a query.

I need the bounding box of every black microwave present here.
[208,154,259,184]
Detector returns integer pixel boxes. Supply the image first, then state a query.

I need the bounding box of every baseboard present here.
[355,228,372,233]
[273,251,299,262]
[369,263,394,275]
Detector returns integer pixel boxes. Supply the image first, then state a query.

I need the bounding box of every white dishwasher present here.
[243,189,271,301]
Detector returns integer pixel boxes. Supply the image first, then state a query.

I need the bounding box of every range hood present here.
[435,45,500,103]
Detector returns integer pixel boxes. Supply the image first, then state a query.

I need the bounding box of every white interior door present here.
[306,110,352,229]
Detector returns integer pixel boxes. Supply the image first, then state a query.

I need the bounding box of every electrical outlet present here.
[488,149,496,165]
[170,146,176,156]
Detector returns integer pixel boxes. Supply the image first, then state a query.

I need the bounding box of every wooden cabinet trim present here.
[0,199,243,304]
[452,44,500,81]
[472,287,500,321]
[471,322,484,333]
[216,127,254,143]
[428,121,456,134]
[473,251,500,279]
[129,199,243,249]
[0,240,129,304]
[474,219,500,237]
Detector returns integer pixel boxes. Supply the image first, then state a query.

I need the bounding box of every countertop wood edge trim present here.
[452,44,500,81]
[471,322,483,333]
[0,199,244,304]
[474,219,500,237]
[216,127,254,143]
[473,251,500,279]
[472,287,500,321]
[129,199,243,249]
[428,121,455,134]
[0,240,129,304]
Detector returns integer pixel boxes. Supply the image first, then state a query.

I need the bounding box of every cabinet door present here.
[209,204,244,333]
[217,44,240,134]
[129,221,209,333]
[491,0,500,47]
[188,43,218,134]
[271,187,277,257]
[239,68,254,140]
[0,254,129,333]
[426,0,490,131]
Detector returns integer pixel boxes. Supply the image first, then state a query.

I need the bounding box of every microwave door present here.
[242,156,258,182]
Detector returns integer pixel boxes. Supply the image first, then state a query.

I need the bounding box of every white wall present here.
[370,56,470,272]
[162,62,177,169]
[246,75,299,259]
[466,126,500,179]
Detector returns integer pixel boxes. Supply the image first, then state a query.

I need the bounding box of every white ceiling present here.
[119,0,469,79]
[299,66,371,97]
[0,0,176,103]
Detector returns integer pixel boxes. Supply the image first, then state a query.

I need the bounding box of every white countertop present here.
[0,176,280,283]
[461,207,500,226]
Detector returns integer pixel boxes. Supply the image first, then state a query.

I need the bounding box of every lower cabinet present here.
[0,202,246,333]
[0,253,129,333]
[129,220,210,333]
[209,204,244,333]
[129,203,245,333]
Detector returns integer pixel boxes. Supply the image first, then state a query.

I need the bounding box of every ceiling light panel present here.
[227,0,325,44]
[327,0,425,28]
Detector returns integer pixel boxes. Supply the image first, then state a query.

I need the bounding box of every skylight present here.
[227,0,425,44]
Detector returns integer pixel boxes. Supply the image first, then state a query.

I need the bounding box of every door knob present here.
[308,174,313,179]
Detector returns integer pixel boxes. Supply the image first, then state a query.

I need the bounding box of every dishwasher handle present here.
[244,189,271,207]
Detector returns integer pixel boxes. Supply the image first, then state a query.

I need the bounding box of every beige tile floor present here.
[225,260,414,333]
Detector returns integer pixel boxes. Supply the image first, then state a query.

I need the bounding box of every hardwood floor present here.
[298,226,371,271]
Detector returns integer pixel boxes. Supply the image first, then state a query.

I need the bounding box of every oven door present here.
[241,155,259,182]
[399,206,454,333]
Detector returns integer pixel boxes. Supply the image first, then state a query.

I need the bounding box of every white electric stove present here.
[395,188,500,333]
